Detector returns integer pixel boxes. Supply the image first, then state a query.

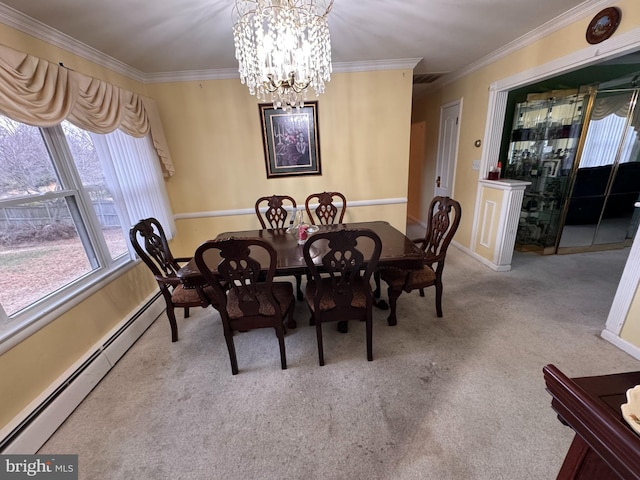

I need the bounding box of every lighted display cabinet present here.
[504,90,587,252]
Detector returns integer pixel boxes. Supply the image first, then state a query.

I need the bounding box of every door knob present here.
[436,176,441,188]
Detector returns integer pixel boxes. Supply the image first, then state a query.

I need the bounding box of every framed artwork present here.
[259,101,321,178]
[586,7,621,45]
[542,160,559,177]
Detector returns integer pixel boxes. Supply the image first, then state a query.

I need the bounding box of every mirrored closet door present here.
[559,88,640,251]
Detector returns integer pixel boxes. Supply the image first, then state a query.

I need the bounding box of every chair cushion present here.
[406,266,437,288]
[381,265,436,291]
[305,277,369,311]
[226,282,294,319]
[171,283,214,305]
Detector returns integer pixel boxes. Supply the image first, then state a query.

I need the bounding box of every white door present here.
[435,101,461,198]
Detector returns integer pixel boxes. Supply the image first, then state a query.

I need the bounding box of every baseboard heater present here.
[0,293,164,454]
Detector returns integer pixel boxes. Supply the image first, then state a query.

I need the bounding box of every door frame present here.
[478,26,640,349]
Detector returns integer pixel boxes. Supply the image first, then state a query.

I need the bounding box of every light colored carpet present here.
[39,245,640,479]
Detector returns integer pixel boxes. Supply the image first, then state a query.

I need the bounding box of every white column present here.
[472,179,530,271]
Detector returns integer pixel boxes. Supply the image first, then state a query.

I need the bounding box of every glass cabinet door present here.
[505,91,585,251]
[560,90,640,248]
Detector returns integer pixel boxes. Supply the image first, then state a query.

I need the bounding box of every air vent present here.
[413,73,443,84]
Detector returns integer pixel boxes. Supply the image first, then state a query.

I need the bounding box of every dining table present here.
[543,364,640,479]
[177,221,427,325]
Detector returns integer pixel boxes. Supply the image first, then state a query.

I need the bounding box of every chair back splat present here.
[303,228,381,366]
[129,217,212,342]
[380,196,461,326]
[195,237,295,375]
[421,197,461,265]
[255,194,297,229]
[305,191,346,225]
[254,194,303,300]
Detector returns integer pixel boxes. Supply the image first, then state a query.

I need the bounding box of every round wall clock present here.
[586,7,621,45]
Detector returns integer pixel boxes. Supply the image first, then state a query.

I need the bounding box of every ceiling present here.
[0,0,602,85]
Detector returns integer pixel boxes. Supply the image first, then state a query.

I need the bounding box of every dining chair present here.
[302,228,382,366]
[305,191,347,225]
[194,237,295,375]
[129,217,215,342]
[255,194,303,300]
[379,196,461,326]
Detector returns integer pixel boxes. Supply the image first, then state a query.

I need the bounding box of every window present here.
[0,115,172,338]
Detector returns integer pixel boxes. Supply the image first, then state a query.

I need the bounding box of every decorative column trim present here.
[603,226,640,336]
[475,179,530,270]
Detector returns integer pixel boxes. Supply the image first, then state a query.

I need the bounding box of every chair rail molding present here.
[174,197,407,220]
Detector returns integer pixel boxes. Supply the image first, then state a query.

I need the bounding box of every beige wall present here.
[0,28,414,430]
[407,121,426,220]
[411,0,640,343]
[146,69,414,255]
[621,288,640,340]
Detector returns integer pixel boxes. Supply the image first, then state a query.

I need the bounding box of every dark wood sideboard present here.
[543,364,640,480]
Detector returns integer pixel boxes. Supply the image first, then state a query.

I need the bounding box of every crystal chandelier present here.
[232,0,334,111]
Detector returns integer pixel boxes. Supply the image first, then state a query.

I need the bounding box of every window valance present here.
[0,43,175,176]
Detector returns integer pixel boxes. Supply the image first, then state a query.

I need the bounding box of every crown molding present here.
[0,0,615,88]
[0,2,421,84]
[491,26,640,92]
[144,68,240,84]
[0,2,147,83]
[332,58,422,73]
[419,0,613,96]
[143,58,423,84]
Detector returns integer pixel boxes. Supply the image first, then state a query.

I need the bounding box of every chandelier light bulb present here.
[233,0,333,112]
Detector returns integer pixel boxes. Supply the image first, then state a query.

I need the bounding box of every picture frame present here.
[259,101,321,178]
[586,7,621,45]
[542,160,560,177]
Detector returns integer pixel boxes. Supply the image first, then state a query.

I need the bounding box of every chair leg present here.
[308,304,315,326]
[275,325,287,370]
[386,287,402,326]
[286,300,297,329]
[184,306,190,318]
[224,331,239,375]
[166,305,179,342]
[316,321,325,366]
[419,289,425,297]
[366,312,373,362]
[295,274,303,301]
[373,270,381,298]
[435,279,443,317]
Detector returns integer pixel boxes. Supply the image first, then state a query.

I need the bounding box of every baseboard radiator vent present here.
[0,293,163,454]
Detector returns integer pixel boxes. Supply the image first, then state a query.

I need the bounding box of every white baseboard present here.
[600,329,640,362]
[0,294,164,454]
[451,240,512,272]
[407,215,424,226]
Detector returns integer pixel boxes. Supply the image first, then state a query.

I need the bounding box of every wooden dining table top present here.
[177,221,427,285]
